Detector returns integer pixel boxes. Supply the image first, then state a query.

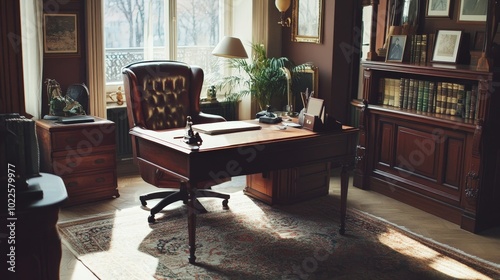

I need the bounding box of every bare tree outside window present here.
[104,0,222,85]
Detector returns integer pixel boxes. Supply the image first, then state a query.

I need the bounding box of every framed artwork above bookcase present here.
[364,0,494,70]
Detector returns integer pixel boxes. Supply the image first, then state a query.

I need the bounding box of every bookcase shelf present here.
[353,60,500,233]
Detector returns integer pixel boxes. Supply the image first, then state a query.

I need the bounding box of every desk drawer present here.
[51,126,115,150]
[62,170,116,195]
[53,152,115,175]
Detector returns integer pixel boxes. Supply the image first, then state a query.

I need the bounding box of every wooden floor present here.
[58,162,500,279]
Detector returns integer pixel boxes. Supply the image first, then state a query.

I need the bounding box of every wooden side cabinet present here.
[245,162,331,205]
[36,117,119,206]
[352,61,500,233]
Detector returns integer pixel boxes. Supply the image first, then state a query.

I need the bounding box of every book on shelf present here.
[403,78,410,109]
[445,83,453,115]
[450,83,459,116]
[436,82,443,114]
[383,78,390,105]
[428,81,435,113]
[390,78,397,107]
[457,84,465,117]
[408,79,415,109]
[417,80,425,112]
[464,89,471,119]
[422,81,430,112]
[398,78,404,108]
[420,34,427,64]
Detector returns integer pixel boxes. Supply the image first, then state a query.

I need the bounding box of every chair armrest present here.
[195,112,226,123]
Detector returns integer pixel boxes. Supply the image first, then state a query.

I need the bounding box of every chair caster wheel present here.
[148,215,156,223]
[222,199,229,210]
[140,197,147,206]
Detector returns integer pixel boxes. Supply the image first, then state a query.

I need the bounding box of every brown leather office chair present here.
[122,60,230,223]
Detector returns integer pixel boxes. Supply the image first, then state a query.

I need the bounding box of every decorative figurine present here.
[183,116,203,146]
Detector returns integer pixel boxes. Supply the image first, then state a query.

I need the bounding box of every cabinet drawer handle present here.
[94,158,106,164]
[67,162,77,168]
[95,177,105,183]
[66,181,78,188]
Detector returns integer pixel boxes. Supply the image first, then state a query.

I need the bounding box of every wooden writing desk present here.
[130,121,359,264]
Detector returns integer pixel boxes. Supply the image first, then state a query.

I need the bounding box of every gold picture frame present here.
[291,0,323,44]
[43,13,78,55]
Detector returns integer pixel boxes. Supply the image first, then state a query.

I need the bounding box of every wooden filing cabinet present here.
[36,117,119,206]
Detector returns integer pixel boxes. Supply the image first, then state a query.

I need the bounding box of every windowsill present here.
[106,102,127,109]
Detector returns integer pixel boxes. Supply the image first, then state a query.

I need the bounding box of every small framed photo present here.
[43,13,79,55]
[386,35,407,62]
[458,0,487,22]
[426,0,451,18]
[431,30,463,63]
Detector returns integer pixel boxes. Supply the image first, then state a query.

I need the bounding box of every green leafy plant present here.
[218,43,305,111]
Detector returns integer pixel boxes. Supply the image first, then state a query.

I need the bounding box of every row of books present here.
[408,33,435,64]
[378,78,479,120]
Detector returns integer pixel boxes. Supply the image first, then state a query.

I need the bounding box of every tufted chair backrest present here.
[122,60,204,131]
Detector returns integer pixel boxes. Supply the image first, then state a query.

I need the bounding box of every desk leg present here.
[339,164,349,235]
[187,182,197,264]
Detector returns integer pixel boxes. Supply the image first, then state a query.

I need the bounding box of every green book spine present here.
[441,82,448,115]
[422,81,430,112]
[417,80,424,112]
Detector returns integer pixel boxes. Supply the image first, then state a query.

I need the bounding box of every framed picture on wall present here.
[432,30,463,63]
[386,35,407,62]
[43,13,79,55]
[426,0,451,18]
[291,0,323,44]
[458,0,487,22]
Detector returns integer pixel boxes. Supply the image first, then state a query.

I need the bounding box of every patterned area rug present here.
[58,191,500,280]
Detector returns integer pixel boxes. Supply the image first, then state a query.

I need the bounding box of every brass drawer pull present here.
[67,162,77,168]
[94,158,106,164]
[66,181,78,188]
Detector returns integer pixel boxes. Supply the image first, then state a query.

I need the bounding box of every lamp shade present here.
[275,0,291,12]
[212,36,248,59]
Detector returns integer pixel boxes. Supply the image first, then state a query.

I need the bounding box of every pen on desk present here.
[173,135,184,139]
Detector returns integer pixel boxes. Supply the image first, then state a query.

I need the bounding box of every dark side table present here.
[1,173,67,280]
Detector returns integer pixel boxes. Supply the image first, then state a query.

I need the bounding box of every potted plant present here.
[218,43,305,112]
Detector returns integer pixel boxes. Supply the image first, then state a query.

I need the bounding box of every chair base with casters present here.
[141,182,230,223]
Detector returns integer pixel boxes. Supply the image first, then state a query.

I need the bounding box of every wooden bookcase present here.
[352,60,500,233]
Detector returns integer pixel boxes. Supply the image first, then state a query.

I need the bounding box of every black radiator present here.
[107,107,133,160]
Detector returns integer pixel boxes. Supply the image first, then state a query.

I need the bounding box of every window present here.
[104,0,225,97]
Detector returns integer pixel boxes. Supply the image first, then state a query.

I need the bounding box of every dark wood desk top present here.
[131,120,358,153]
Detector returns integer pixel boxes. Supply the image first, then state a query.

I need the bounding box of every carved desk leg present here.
[187,181,198,264]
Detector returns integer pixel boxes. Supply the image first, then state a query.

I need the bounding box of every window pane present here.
[104,0,224,92]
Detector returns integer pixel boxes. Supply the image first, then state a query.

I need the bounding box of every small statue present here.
[116,86,124,105]
[183,116,203,146]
